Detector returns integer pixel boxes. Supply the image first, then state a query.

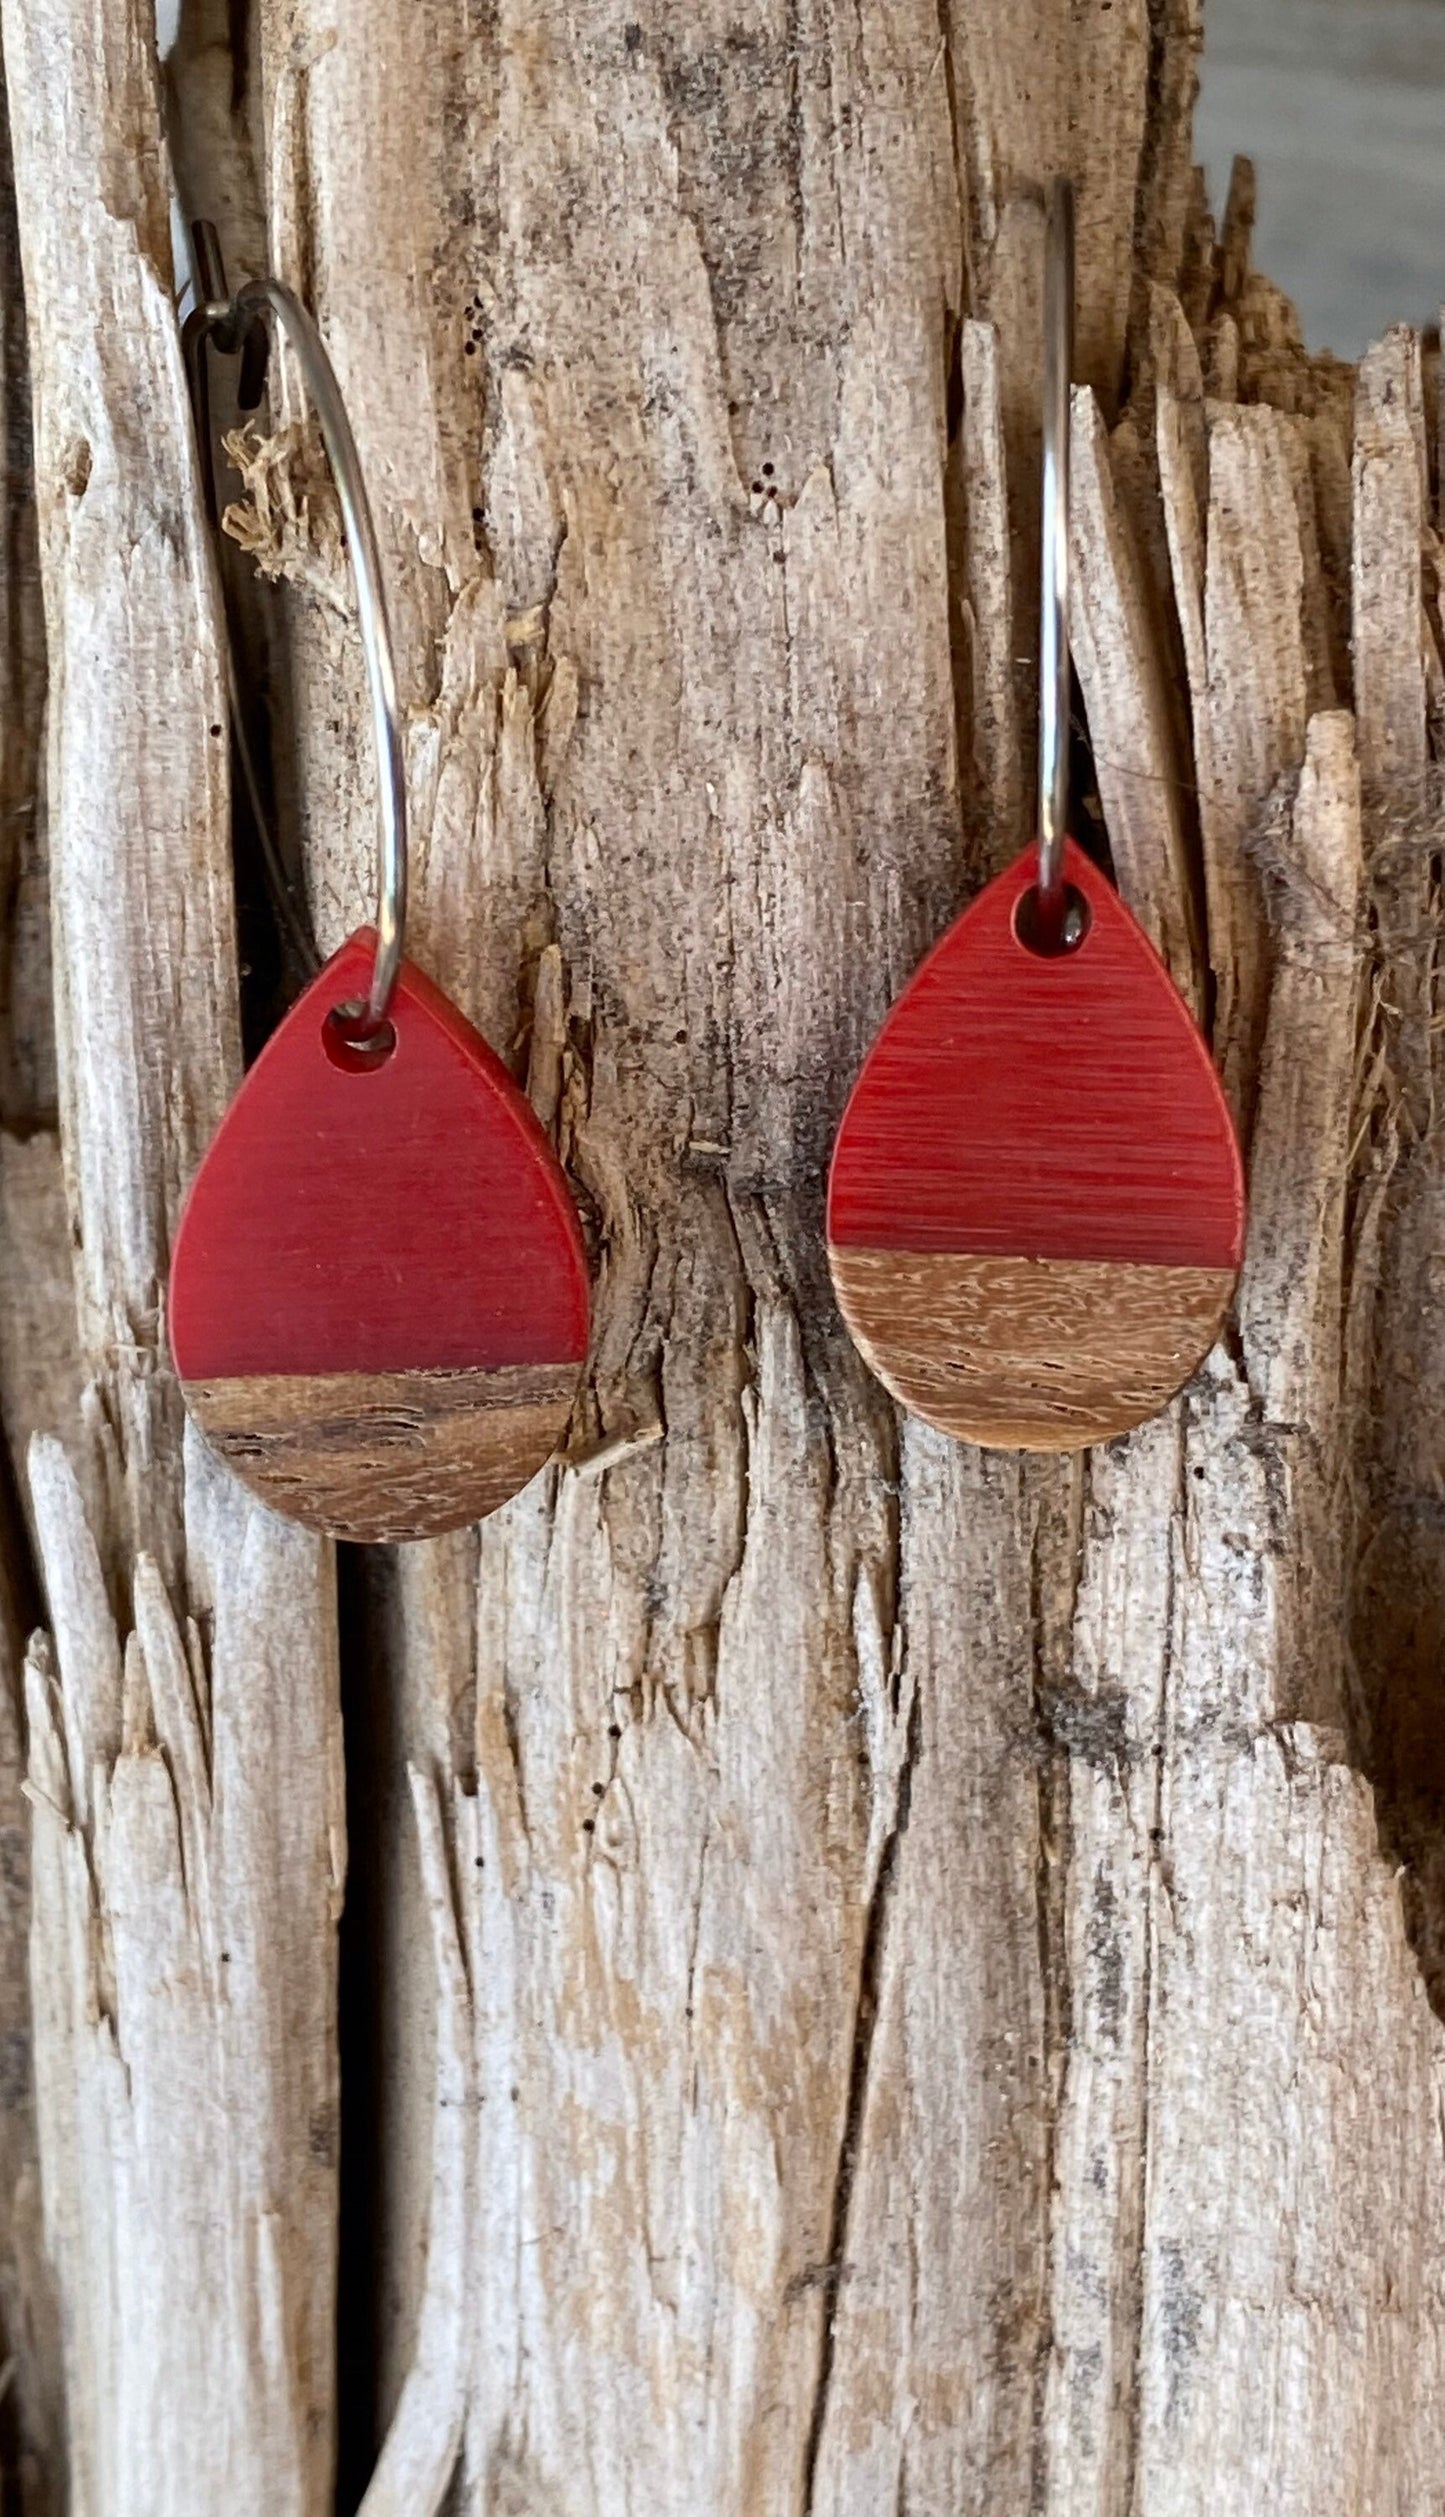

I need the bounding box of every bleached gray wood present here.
[1187,404,1311,1115]
[3,0,1445,2510]
[1353,328,1429,787]
[1069,383,1200,993]
[0,0,345,2505]
[220,10,1445,2517]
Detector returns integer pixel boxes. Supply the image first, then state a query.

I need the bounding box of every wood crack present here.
[801,1672,922,2514]
[1120,1426,1182,2515]
[1027,1523,1069,2517]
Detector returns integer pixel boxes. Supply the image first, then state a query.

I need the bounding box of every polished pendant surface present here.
[169,931,590,1540]
[827,840,1245,1451]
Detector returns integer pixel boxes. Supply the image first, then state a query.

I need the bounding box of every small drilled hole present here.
[323,999,397,1073]
[1014,882,1091,958]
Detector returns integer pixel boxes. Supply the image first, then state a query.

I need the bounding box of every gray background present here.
[1198,0,1445,354]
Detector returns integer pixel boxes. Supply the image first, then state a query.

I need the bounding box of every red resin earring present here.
[827,181,1245,1450]
[169,234,589,1542]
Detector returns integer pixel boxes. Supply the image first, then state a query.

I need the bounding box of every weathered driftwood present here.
[0,0,1442,2510]
[1,0,343,2507]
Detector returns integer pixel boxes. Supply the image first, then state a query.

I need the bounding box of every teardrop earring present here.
[168,230,590,1542]
[827,179,1245,1451]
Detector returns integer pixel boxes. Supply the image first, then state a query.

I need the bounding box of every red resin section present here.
[828,840,1245,1270]
[169,932,590,1380]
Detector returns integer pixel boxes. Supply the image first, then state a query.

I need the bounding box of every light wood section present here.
[829,1247,1236,1448]
[19,0,1445,2497]
[183,1361,580,1544]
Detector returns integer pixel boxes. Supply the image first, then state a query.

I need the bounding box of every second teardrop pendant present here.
[827,176,1245,1452]
[826,841,1245,1451]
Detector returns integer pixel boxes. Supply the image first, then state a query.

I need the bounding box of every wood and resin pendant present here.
[169,932,590,1542]
[826,840,1245,1451]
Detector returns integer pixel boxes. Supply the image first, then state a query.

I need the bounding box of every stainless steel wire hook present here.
[1037,174,1075,930]
[183,222,407,1032]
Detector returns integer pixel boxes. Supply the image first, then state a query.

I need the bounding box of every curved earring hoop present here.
[183,225,407,1033]
[1037,172,1075,926]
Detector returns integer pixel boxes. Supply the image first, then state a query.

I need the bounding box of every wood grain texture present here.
[1068,384,1202,1000]
[229,6,1421,2508]
[1353,328,1427,788]
[829,1247,1235,1447]
[2,0,346,2504]
[15,1,1445,2513]
[183,1361,580,1543]
[1189,404,1311,1123]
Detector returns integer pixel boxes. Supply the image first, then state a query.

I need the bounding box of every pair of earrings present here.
[171,185,1244,1548]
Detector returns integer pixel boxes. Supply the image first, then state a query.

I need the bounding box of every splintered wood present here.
[1,0,343,2505]
[0,0,1442,2509]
